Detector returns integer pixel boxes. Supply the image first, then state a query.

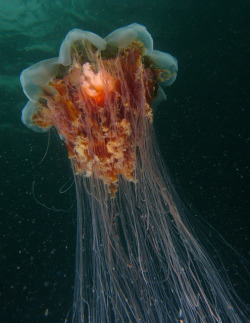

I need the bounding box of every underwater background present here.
[0,0,249,322]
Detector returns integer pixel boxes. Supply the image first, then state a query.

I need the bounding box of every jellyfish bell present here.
[20,24,247,322]
[20,23,176,195]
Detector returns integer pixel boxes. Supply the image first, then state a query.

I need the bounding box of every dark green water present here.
[0,0,249,321]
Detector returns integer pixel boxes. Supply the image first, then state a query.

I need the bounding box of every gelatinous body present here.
[20,24,246,322]
[30,41,160,195]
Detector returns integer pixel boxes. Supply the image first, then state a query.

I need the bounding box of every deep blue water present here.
[0,0,249,321]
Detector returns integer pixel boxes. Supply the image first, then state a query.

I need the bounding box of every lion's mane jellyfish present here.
[20,24,246,322]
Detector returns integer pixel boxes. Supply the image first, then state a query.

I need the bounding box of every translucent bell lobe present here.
[21,100,49,132]
[20,58,59,102]
[58,29,107,66]
[149,50,178,86]
[152,85,167,110]
[105,23,153,55]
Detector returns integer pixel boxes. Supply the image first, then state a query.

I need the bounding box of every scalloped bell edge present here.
[148,50,178,86]
[20,24,177,131]
[104,23,153,55]
[20,57,59,102]
[21,100,50,133]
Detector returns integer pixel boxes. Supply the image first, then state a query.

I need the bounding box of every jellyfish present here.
[20,23,247,322]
